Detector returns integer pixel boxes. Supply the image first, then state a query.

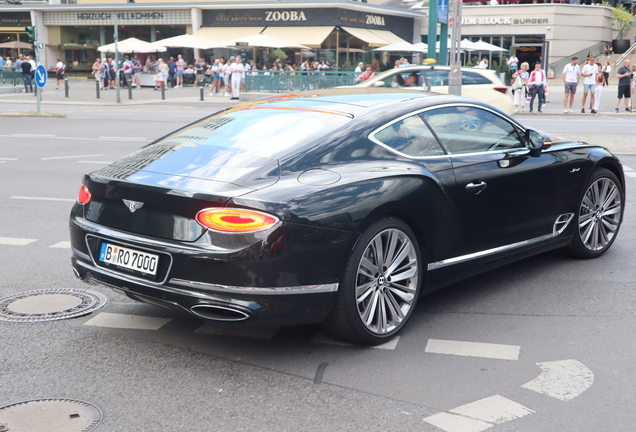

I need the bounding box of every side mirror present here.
[373,81,385,87]
[525,128,552,157]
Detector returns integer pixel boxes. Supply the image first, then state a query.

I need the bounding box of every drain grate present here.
[0,289,107,322]
[0,398,102,432]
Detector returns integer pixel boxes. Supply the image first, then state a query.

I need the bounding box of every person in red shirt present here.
[355,65,375,83]
[528,62,547,113]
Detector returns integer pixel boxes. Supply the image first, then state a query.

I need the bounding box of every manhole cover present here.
[0,398,102,432]
[0,289,107,322]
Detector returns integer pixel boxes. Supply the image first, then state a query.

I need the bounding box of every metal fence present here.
[0,70,22,86]
[244,71,357,93]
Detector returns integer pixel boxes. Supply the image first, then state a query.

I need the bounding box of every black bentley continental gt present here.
[70,91,625,345]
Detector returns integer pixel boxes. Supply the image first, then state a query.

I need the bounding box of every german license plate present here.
[99,243,159,276]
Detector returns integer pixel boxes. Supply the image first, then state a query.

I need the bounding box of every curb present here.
[0,112,66,118]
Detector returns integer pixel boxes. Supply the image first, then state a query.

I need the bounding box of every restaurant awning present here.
[194,27,264,43]
[261,27,334,48]
[340,27,405,47]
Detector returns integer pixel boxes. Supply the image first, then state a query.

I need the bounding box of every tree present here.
[602,1,634,39]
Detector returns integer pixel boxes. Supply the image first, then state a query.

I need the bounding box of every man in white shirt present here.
[55,58,65,90]
[478,57,488,69]
[230,56,244,100]
[507,54,518,73]
[222,57,233,97]
[562,56,580,113]
[528,62,547,113]
[580,56,597,113]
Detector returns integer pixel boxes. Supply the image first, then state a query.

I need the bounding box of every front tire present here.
[323,217,422,345]
[567,168,623,258]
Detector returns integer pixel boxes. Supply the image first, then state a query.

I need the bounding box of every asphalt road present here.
[1,107,635,431]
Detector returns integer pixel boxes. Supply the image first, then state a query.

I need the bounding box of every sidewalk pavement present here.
[0,78,258,106]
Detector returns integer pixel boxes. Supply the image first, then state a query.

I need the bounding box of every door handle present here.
[465,181,487,195]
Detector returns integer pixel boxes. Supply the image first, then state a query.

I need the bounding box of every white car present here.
[342,65,514,114]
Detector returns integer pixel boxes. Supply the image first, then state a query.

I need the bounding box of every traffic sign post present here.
[35,65,47,114]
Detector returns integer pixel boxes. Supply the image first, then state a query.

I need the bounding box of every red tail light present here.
[77,185,91,205]
[196,208,279,233]
[495,86,508,94]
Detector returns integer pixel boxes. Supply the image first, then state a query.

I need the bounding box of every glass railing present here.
[244,70,358,93]
[0,70,23,86]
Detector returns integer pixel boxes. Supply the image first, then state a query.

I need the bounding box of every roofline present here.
[0,0,427,18]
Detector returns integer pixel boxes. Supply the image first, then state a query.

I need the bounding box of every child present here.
[154,71,163,90]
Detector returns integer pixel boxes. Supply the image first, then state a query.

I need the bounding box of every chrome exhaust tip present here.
[190,304,251,322]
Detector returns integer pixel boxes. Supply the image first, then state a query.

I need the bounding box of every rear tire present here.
[567,168,623,258]
[322,217,423,345]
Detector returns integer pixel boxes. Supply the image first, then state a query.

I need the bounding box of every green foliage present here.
[340,61,355,72]
[273,48,288,61]
[602,0,634,39]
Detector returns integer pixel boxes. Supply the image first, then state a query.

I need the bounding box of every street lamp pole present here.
[114,14,121,103]
[448,0,463,96]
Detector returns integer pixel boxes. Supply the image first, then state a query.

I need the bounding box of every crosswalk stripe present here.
[449,395,535,424]
[194,322,279,340]
[624,171,636,178]
[0,237,38,246]
[311,331,400,350]
[83,312,171,330]
[423,412,493,432]
[425,339,520,360]
[49,241,71,249]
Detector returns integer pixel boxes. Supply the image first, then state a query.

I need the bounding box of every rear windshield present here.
[154,107,352,160]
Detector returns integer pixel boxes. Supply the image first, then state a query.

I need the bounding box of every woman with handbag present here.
[512,73,525,113]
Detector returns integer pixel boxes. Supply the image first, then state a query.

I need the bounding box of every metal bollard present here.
[426,77,432,92]
[161,83,165,100]
[96,81,100,99]
[200,86,205,101]
[128,84,132,100]
[64,79,69,98]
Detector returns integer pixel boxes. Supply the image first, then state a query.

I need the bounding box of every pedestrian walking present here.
[562,56,580,113]
[581,56,597,113]
[101,58,110,90]
[528,62,547,113]
[54,58,65,90]
[230,56,244,100]
[122,55,133,88]
[602,62,611,86]
[159,58,169,90]
[594,63,603,113]
[614,59,632,113]
[167,56,176,88]
[175,54,185,88]
[20,58,33,93]
[132,55,142,88]
[92,58,102,88]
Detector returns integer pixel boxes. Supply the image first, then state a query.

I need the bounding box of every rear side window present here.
[372,114,446,157]
[461,71,493,85]
[422,106,523,154]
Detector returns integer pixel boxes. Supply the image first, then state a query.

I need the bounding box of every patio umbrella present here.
[98,37,166,54]
[0,41,32,50]
[412,40,475,53]
[372,41,427,52]
[153,34,225,50]
[467,40,508,52]
[222,34,309,49]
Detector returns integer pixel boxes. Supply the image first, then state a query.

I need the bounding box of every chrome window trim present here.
[428,214,574,271]
[169,279,339,295]
[368,103,528,161]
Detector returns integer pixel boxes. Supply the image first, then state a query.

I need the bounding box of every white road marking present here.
[0,237,38,246]
[0,158,18,160]
[49,241,71,249]
[194,322,279,340]
[521,359,594,401]
[311,331,400,350]
[449,395,534,424]
[423,412,493,432]
[77,161,114,164]
[98,136,147,141]
[41,154,104,160]
[624,172,636,178]
[623,165,633,171]
[425,339,520,361]
[83,312,171,330]
[11,196,75,202]
[9,134,55,137]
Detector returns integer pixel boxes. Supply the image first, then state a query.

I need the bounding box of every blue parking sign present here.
[35,65,47,88]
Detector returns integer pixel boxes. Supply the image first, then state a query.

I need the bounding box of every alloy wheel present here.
[355,228,418,335]
[578,177,622,252]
